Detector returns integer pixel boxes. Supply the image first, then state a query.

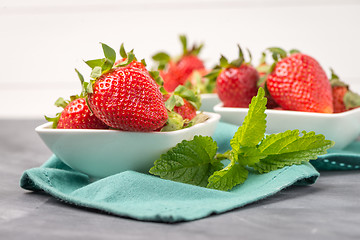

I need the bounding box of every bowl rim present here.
[213,102,360,119]
[35,111,221,135]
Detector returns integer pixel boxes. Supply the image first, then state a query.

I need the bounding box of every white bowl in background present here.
[36,112,221,179]
[200,93,221,112]
[214,103,360,149]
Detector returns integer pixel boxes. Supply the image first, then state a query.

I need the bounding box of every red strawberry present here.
[163,94,197,121]
[85,43,168,131]
[114,43,149,75]
[256,52,279,109]
[266,49,333,113]
[176,55,205,85]
[57,97,108,129]
[88,66,168,131]
[212,45,259,108]
[45,69,108,129]
[330,69,360,113]
[152,35,205,92]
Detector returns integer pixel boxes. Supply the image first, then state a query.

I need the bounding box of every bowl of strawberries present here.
[213,47,360,149]
[37,43,220,179]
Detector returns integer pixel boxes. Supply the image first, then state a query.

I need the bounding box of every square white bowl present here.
[214,103,360,150]
[36,112,221,179]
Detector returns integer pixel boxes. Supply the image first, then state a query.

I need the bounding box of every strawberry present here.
[163,94,197,121]
[158,85,202,131]
[265,48,333,113]
[256,52,279,109]
[48,97,108,129]
[85,43,168,132]
[114,43,148,74]
[209,45,259,108]
[46,70,108,129]
[329,69,360,113]
[152,35,205,92]
[163,85,201,121]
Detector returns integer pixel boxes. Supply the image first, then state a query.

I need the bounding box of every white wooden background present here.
[1,0,360,118]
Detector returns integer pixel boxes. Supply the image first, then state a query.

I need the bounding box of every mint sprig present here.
[149,87,335,191]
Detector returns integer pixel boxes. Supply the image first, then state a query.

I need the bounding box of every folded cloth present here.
[20,122,359,222]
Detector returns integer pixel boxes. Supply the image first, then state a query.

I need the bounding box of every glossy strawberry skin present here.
[332,86,348,113]
[57,98,108,129]
[176,55,205,84]
[267,53,333,113]
[163,94,197,121]
[88,67,168,132]
[216,65,259,107]
[174,100,197,120]
[162,56,205,92]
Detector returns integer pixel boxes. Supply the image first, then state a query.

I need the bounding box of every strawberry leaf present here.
[152,52,171,63]
[100,42,116,64]
[54,97,69,108]
[90,66,102,79]
[149,136,222,187]
[165,94,184,111]
[344,91,360,110]
[179,35,188,55]
[161,112,184,132]
[45,113,61,129]
[119,43,127,59]
[85,58,105,69]
[173,85,201,110]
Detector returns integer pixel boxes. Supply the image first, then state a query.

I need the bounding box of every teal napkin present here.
[20,122,360,222]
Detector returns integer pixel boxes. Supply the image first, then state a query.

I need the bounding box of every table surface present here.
[1,119,360,240]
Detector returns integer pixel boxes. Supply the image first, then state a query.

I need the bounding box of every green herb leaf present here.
[235,147,267,166]
[253,130,335,173]
[149,136,222,187]
[230,87,267,151]
[207,161,248,191]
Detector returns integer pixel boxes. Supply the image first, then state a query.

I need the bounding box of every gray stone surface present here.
[1,119,359,240]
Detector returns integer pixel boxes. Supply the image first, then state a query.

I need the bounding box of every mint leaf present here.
[207,161,248,191]
[253,130,335,173]
[230,87,267,151]
[149,136,222,187]
[235,147,267,166]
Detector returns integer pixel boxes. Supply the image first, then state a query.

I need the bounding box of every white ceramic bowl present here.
[200,93,221,112]
[36,112,221,179]
[214,103,360,149]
